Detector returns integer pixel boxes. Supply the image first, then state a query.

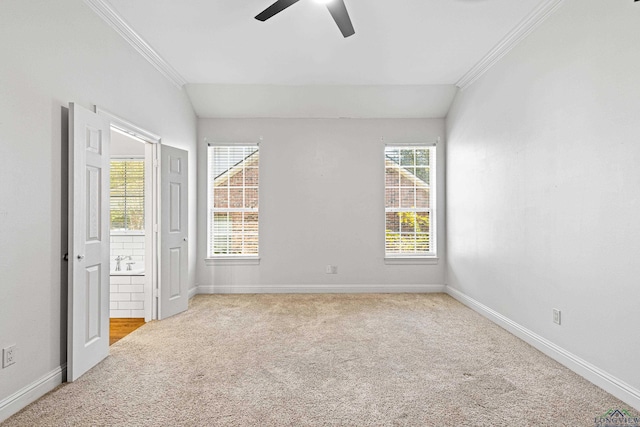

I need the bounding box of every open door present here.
[67,103,110,381]
[159,145,188,319]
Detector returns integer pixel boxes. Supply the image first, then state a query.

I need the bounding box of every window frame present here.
[206,142,260,264]
[384,142,437,262]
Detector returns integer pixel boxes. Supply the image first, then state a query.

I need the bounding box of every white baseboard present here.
[196,284,446,294]
[8,287,634,423]
[446,286,640,411]
[0,364,65,423]
[188,286,198,299]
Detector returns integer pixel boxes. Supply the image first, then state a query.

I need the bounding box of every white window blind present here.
[110,159,145,231]
[385,145,435,257]
[208,144,259,257]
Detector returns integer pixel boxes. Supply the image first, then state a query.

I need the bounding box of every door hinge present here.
[153,288,159,299]
[153,158,159,168]
[153,223,158,233]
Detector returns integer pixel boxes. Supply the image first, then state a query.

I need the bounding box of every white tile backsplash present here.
[109,276,145,318]
[130,309,146,318]
[118,301,144,310]
[118,284,144,294]
[110,276,131,285]
[123,242,144,249]
[130,276,145,285]
[110,233,146,318]
[110,309,133,318]
[111,234,145,269]
[111,293,131,301]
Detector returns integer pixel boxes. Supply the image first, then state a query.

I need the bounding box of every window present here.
[110,159,145,231]
[207,144,259,257]
[385,145,435,257]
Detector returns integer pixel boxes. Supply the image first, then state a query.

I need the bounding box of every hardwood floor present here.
[110,318,145,345]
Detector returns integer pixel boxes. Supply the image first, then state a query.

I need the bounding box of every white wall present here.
[111,130,146,157]
[197,118,445,292]
[446,0,640,407]
[0,0,196,418]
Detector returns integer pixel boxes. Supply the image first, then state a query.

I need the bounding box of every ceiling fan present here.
[255,0,355,38]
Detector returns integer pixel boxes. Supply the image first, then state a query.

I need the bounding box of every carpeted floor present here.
[2,294,629,426]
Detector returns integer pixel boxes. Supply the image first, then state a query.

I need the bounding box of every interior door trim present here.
[94,106,161,144]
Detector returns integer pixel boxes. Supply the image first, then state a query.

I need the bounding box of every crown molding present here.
[83,0,187,89]
[456,0,565,90]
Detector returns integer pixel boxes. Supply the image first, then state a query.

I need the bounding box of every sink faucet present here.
[114,255,131,271]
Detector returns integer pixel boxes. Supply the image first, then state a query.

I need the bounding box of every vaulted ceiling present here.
[96,0,557,117]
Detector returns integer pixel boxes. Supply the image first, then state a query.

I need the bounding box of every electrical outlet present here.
[325,265,338,274]
[553,309,561,325]
[3,345,16,368]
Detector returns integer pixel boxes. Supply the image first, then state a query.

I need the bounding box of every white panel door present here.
[68,102,110,381]
[159,145,188,319]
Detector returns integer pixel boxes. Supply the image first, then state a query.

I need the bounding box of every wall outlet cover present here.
[553,309,561,325]
[325,265,338,274]
[2,345,16,368]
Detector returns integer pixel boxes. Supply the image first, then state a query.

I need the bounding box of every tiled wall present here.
[110,233,145,318]
[110,234,145,266]
[110,274,145,318]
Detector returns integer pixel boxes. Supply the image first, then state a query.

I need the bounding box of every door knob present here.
[77,254,85,260]
[183,237,188,242]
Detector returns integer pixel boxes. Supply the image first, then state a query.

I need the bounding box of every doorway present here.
[64,102,189,382]
[67,103,189,381]
[98,106,190,323]
[97,107,161,326]
[108,129,150,343]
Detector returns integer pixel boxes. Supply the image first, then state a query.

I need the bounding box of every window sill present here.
[205,257,260,266]
[384,257,439,265]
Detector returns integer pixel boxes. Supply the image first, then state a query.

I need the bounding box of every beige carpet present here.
[2,294,629,426]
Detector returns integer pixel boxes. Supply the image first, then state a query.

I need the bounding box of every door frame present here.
[95,107,161,321]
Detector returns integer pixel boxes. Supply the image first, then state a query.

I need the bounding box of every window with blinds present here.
[208,144,259,257]
[110,159,145,231]
[385,145,435,257]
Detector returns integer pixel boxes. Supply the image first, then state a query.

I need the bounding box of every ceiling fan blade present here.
[326,0,355,38]
[255,0,301,21]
